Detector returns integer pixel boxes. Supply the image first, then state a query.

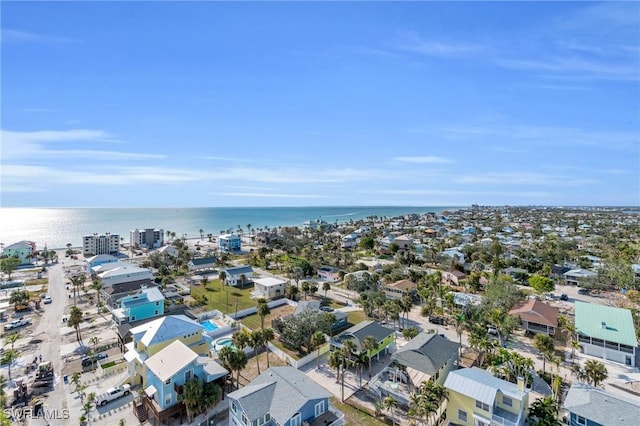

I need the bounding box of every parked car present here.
[94,384,131,406]
[43,296,52,304]
[81,353,108,367]
[429,316,445,325]
[319,306,334,312]
[577,288,590,295]
[4,317,32,331]
[560,294,569,301]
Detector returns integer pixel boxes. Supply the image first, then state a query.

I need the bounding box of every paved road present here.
[28,254,74,425]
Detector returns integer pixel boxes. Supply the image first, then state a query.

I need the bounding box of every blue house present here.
[112,286,164,325]
[227,366,344,426]
[219,234,241,253]
[562,382,638,426]
[140,340,228,425]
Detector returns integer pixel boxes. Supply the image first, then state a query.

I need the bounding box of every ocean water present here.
[0,206,455,249]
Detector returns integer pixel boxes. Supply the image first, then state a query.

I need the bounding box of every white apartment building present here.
[130,228,164,249]
[83,233,120,256]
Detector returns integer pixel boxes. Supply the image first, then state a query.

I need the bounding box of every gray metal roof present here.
[224,265,254,275]
[336,320,395,346]
[228,367,330,424]
[562,382,639,426]
[391,333,459,375]
[444,367,526,407]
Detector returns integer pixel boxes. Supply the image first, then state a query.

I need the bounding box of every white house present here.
[85,254,119,274]
[564,269,597,286]
[98,263,154,287]
[223,265,254,287]
[441,248,466,265]
[252,277,286,300]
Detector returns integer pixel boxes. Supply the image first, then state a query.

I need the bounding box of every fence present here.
[265,341,330,369]
[227,298,292,320]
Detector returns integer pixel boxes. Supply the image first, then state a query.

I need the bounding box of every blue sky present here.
[1,1,639,208]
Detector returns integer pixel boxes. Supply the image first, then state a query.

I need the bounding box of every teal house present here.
[2,241,36,265]
[113,286,165,325]
[139,340,228,425]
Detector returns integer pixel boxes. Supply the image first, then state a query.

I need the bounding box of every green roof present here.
[575,301,637,347]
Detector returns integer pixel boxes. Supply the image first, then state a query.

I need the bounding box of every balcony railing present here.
[492,413,518,426]
[327,405,345,426]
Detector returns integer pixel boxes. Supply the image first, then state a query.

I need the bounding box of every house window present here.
[503,396,512,407]
[475,400,490,411]
[165,378,171,385]
[231,401,237,413]
[154,310,158,315]
[290,413,301,426]
[241,413,248,425]
[165,394,171,406]
[458,409,468,423]
[156,301,160,306]
[315,400,325,417]
[185,370,192,382]
[131,316,136,321]
[576,415,586,426]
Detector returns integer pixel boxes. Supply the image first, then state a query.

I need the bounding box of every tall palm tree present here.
[68,306,84,345]
[256,299,270,330]
[91,279,103,307]
[232,329,251,351]
[69,273,86,306]
[328,350,344,383]
[362,336,379,378]
[250,330,265,375]
[534,334,555,374]
[3,332,20,351]
[584,360,608,387]
[89,336,101,370]
[2,350,19,381]
[261,328,274,368]
[310,331,326,370]
[199,229,204,240]
[383,395,398,426]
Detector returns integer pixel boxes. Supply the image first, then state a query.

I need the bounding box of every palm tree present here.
[584,360,608,387]
[232,329,251,351]
[67,306,84,345]
[261,328,274,368]
[239,274,247,289]
[180,378,204,423]
[2,350,19,381]
[250,330,265,375]
[534,334,555,374]
[362,336,379,378]
[69,273,86,306]
[199,229,204,240]
[383,395,398,426]
[310,331,326,370]
[91,279,103,307]
[328,350,343,383]
[218,271,227,287]
[256,299,270,330]
[353,351,368,389]
[528,396,560,426]
[322,281,331,298]
[89,336,101,370]
[3,332,20,351]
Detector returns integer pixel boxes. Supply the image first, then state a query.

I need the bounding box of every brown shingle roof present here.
[509,299,559,328]
[385,279,417,291]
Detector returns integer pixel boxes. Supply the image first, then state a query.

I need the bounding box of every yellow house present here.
[124,315,212,386]
[444,367,529,426]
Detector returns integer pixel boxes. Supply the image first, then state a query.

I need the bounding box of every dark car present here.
[429,316,445,325]
[577,288,590,295]
[560,294,569,301]
[319,306,334,312]
[81,353,108,367]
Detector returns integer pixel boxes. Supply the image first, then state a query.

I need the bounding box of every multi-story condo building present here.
[130,228,164,250]
[83,233,120,256]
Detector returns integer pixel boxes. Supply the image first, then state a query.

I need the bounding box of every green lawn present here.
[347,310,366,326]
[330,397,389,425]
[190,280,259,315]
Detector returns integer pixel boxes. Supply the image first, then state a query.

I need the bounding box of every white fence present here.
[266,341,330,370]
[228,298,293,320]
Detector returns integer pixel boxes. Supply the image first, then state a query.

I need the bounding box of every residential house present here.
[252,277,286,300]
[139,340,228,426]
[156,245,179,258]
[227,366,344,426]
[85,254,119,274]
[219,234,241,253]
[509,299,559,336]
[575,301,637,366]
[341,234,357,249]
[394,235,414,250]
[293,301,347,331]
[452,292,483,309]
[303,219,329,231]
[564,269,597,286]
[330,320,395,360]
[101,279,157,310]
[124,315,212,386]
[112,286,165,325]
[187,256,217,273]
[317,266,340,282]
[442,270,467,286]
[444,367,529,426]
[2,241,36,265]
[383,279,417,301]
[392,333,459,386]
[83,233,120,256]
[562,382,638,426]
[441,249,466,266]
[504,267,529,281]
[97,263,154,287]
[130,228,164,250]
[223,265,254,287]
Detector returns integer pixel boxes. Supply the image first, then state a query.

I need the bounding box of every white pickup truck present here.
[4,317,32,331]
[94,384,131,406]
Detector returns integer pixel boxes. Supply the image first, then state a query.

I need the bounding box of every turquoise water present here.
[0,206,454,249]
[213,337,235,352]
[200,320,219,332]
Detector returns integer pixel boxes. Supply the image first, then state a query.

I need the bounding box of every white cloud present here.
[382,189,552,198]
[393,156,453,164]
[454,172,597,187]
[217,192,327,199]
[2,29,78,44]
[392,32,484,58]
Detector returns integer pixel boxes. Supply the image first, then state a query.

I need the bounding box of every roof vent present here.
[601,322,606,329]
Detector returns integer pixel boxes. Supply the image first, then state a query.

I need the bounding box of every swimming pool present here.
[200,320,219,333]
[213,337,235,352]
